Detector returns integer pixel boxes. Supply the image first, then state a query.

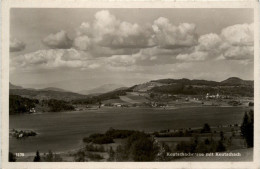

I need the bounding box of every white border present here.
[1,0,260,169]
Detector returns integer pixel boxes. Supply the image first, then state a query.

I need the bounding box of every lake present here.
[9,106,250,154]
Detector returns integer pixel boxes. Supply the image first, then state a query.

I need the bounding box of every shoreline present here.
[14,123,243,159]
[9,104,252,116]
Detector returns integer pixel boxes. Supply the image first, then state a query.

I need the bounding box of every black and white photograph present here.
[1,1,260,168]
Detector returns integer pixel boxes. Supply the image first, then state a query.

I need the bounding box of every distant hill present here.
[40,87,68,92]
[72,87,134,104]
[151,78,219,86]
[148,77,253,96]
[151,77,253,87]
[79,84,127,95]
[134,79,220,93]
[9,77,254,103]
[221,77,253,86]
[9,83,23,89]
[10,88,88,101]
[10,83,70,92]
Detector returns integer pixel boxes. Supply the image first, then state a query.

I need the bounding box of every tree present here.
[157,142,171,161]
[129,136,158,161]
[220,131,224,141]
[33,150,41,162]
[74,151,85,162]
[108,147,115,161]
[114,132,159,161]
[216,140,226,152]
[43,150,62,162]
[241,110,254,147]
[204,138,210,145]
[9,152,16,162]
[115,145,128,161]
[150,93,155,99]
[9,95,38,114]
[98,101,102,108]
[175,136,198,153]
[201,123,211,133]
[47,99,75,112]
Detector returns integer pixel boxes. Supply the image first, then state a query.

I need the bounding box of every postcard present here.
[1,0,259,168]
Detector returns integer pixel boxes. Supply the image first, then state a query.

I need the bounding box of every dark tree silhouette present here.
[248,102,254,106]
[201,123,211,133]
[220,131,224,141]
[241,110,254,147]
[216,140,226,152]
[108,146,115,161]
[33,150,41,162]
[9,152,16,162]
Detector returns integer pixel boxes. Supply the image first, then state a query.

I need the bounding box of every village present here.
[73,91,253,111]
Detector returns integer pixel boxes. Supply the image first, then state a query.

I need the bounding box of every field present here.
[119,92,149,104]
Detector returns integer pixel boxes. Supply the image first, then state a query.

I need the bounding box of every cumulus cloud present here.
[76,22,91,37]
[12,9,254,72]
[73,35,92,51]
[11,48,86,70]
[140,46,192,57]
[197,33,222,51]
[176,23,254,62]
[11,48,140,72]
[106,55,136,67]
[11,47,160,73]
[10,38,26,52]
[223,45,253,60]
[91,46,140,58]
[42,30,72,49]
[152,17,198,49]
[221,23,253,46]
[220,23,254,61]
[176,51,208,61]
[73,10,153,53]
[73,10,201,62]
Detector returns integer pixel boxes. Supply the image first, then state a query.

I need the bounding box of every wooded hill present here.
[9,77,253,114]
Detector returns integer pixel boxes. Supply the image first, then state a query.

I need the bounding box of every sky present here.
[10,8,254,92]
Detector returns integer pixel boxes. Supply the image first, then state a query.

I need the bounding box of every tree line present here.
[9,95,75,114]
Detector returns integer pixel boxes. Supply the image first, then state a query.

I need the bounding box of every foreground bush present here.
[43,150,62,162]
[83,133,114,144]
[85,144,105,152]
[175,136,226,154]
[105,128,137,139]
[115,131,159,161]
[83,128,141,144]
[87,153,103,161]
[83,128,159,161]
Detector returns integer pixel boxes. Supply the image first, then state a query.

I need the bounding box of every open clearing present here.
[119,92,149,104]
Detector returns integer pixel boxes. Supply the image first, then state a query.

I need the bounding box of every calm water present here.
[10,107,249,153]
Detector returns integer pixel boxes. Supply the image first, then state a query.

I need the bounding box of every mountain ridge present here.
[9,77,254,101]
